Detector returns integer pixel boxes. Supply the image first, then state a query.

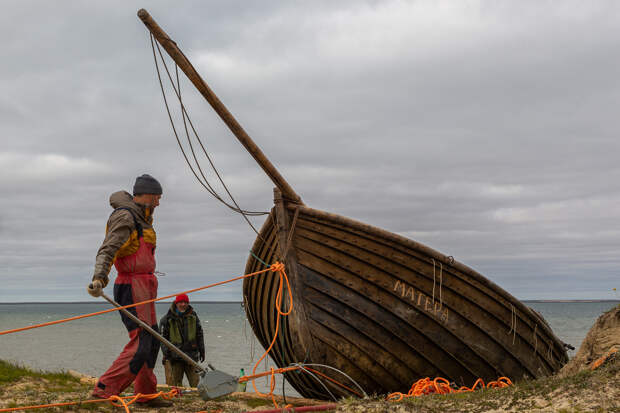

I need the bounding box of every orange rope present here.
[386,376,512,402]
[0,265,276,336]
[250,263,294,409]
[591,347,617,370]
[109,395,131,413]
[245,263,360,405]
[238,366,300,383]
[0,389,179,412]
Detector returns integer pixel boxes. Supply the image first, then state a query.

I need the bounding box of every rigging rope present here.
[149,33,268,238]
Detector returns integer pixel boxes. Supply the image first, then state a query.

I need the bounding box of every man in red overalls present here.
[87,174,172,408]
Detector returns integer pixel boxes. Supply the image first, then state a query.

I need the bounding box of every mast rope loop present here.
[439,261,443,309]
[149,32,268,239]
[432,259,436,304]
[431,259,443,308]
[507,304,517,345]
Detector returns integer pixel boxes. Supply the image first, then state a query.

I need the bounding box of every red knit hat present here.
[174,294,189,304]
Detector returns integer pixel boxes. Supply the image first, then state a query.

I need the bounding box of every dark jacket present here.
[160,303,205,362]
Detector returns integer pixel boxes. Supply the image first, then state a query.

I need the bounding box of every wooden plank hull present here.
[243,202,568,400]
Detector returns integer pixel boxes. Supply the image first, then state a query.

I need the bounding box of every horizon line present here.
[1,299,618,305]
[0,300,243,305]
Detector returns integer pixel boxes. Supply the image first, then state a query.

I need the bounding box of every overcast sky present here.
[1,1,619,302]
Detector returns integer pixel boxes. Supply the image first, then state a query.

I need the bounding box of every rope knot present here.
[270,262,285,273]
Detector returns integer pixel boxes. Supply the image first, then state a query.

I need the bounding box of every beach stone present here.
[559,304,620,376]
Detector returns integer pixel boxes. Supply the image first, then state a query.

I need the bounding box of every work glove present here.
[199,353,205,363]
[87,279,103,297]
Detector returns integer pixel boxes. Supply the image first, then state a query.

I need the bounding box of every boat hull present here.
[243,201,568,399]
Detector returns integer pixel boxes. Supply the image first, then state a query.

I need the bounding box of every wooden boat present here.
[138,9,569,400]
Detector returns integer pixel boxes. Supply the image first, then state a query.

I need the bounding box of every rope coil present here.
[387,376,512,402]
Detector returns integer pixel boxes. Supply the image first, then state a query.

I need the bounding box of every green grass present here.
[244,397,274,408]
[0,359,79,387]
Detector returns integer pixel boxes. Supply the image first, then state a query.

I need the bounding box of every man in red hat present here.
[159,294,206,387]
[87,174,172,408]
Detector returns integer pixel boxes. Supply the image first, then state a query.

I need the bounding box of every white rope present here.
[296,363,368,398]
[432,259,436,304]
[439,262,443,309]
[507,304,517,345]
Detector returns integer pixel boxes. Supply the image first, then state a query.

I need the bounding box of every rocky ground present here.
[1,305,618,413]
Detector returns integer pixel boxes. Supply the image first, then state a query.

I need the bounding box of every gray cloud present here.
[1,0,619,302]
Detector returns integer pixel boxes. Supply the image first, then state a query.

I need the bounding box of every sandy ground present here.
[1,357,617,413]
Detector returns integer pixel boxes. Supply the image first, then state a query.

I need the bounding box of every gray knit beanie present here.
[133,174,163,195]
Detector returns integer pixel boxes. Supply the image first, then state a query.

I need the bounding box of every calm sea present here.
[0,301,617,395]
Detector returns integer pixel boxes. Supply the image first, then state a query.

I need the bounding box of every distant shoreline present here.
[0,300,618,305]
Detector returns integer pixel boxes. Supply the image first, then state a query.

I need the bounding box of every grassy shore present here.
[0,356,618,413]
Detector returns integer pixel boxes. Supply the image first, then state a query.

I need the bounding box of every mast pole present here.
[137,8,301,203]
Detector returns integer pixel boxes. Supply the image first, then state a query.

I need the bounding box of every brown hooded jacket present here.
[92,191,157,286]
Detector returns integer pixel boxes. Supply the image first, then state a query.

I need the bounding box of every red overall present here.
[93,232,159,400]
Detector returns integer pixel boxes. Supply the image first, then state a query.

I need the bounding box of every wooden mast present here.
[137,8,301,203]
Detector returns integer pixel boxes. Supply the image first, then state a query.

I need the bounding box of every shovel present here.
[95,289,238,400]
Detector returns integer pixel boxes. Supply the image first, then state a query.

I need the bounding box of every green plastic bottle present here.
[237,368,247,392]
